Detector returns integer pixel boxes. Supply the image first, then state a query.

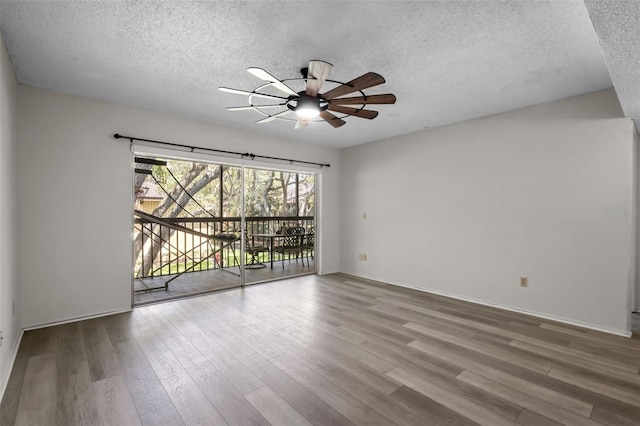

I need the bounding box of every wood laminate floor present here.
[3,274,640,425]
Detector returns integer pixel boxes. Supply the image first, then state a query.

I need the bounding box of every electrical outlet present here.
[520,277,528,287]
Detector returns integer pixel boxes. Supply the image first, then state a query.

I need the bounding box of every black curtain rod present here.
[114,133,330,168]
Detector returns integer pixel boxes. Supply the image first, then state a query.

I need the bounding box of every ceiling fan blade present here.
[328,105,378,120]
[226,104,285,111]
[329,94,396,105]
[321,72,386,101]
[319,111,346,128]
[255,109,292,124]
[247,67,299,96]
[219,87,289,101]
[306,60,333,97]
[294,119,309,129]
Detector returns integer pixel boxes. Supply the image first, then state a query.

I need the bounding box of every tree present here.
[134,162,221,277]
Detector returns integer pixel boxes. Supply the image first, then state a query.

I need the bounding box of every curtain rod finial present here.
[114,133,121,139]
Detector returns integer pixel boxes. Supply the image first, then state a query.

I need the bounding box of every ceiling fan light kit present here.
[290,94,325,118]
[219,60,396,129]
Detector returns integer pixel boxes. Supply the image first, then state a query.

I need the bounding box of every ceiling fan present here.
[219,60,396,129]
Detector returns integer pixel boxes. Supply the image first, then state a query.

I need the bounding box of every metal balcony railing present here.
[133,212,315,281]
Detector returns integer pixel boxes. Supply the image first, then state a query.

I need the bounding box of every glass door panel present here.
[244,167,316,285]
[132,156,242,305]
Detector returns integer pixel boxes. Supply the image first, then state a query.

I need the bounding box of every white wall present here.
[340,90,635,335]
[17,85,341,328]
[0,33,20,394]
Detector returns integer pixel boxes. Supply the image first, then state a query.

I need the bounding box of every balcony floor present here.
[134,257,315,305]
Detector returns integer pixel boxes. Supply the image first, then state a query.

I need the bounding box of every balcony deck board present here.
[134,258,314,305]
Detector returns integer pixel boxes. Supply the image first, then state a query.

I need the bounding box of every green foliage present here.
[150,158,315,218]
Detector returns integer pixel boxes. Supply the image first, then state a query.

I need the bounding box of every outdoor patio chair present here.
[245,232,269,269]
[303,227,314,263]
[276,226,305,269]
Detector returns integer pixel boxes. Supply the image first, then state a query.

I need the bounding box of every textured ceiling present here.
[584,0,640,135]
[0,1,627,148]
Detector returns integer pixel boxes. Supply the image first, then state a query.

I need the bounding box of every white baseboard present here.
[339,273,632,338]
[0,328,24,403]
[23,308,133,332]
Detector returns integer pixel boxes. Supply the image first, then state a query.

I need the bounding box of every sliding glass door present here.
[132,155,316,305]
